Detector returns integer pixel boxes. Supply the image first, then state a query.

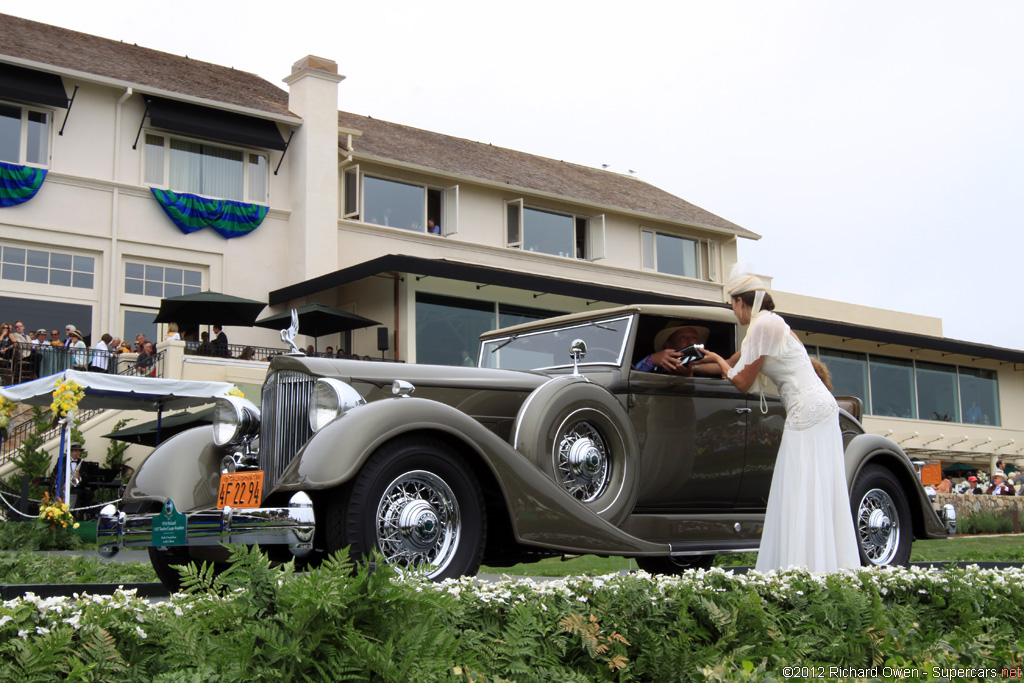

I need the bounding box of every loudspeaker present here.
[377,327,389,352]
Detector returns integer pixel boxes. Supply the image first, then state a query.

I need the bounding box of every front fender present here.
[275,396,667,555]
[122,425,228,512]
[274,397,488,490]
[844,433,946,539]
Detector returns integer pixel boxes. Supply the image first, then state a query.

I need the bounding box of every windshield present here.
[479,315,633,371]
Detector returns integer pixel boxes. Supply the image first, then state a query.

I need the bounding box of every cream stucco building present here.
[1,14,1021,478]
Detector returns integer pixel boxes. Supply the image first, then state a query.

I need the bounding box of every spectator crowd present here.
[0,319,158,385]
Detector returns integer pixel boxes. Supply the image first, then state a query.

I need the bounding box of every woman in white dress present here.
[700,267,861,573]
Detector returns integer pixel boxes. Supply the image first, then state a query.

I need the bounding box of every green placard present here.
[152,498,187,546]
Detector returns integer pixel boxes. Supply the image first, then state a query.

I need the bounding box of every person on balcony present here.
[135,342,157,375]
[89,333,113,373]
[212,325,229,357]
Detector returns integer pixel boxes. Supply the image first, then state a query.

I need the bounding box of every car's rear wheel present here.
[851,464,912,566]
[327,436,486,581]
[635,554,715,574]
[513,378,640,526]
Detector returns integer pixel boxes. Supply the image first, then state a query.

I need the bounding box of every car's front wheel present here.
[851,464,912,566]
[328,436,486,581]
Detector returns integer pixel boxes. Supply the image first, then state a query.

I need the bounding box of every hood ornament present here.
[280,308,301,353]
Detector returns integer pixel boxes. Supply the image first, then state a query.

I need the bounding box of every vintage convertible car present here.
[98,305,952,588]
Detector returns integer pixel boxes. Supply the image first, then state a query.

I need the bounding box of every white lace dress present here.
[728,311,860,573]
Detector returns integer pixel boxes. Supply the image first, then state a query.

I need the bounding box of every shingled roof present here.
[338,112,755,237]
[0,13,292,118]
[1,13,754,236]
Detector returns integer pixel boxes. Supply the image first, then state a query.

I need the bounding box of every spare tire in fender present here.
[512,376,640,526]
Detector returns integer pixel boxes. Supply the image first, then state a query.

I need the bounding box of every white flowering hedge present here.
[2,546,1023,682]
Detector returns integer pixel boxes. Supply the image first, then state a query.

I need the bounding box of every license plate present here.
[217,471,264,509]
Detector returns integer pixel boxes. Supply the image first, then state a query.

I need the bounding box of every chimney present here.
[282,56,345,283]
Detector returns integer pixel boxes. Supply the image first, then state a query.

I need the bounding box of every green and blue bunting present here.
[151,188,268,239]
[0,161,48,208]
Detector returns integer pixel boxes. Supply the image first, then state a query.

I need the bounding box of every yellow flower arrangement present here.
[36,492,79,531]
[227,386,245,398]
[50,379,86,420]
[0,395,13,432]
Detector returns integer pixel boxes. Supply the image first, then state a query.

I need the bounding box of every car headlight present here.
[309,378,365,433]
[212,396,261,446]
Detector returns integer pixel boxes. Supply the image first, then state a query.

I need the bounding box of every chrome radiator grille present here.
[260,370,316,489]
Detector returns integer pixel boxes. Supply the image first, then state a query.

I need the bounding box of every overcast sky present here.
[12,1,1022,349]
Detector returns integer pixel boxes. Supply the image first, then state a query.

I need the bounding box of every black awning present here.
[269,253,1024,364]
[146,96,287,151]
[0,63,69,108]
[268,254,701,308]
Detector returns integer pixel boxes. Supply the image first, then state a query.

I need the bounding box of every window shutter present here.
[588,214,605,261]
[442,184,459,235]
[343,165,360,219]
[505,198,523,247]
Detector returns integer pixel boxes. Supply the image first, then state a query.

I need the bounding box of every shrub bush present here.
[0,520,82,551]
[959,510,1014,535]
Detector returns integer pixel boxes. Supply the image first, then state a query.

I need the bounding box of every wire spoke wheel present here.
[375,470,461,575]
[856,487,900,565]
[555,419,611,503]
[329,436,485,581]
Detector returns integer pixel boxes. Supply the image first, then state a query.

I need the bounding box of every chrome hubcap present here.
[397,500,441,551]
[556,419,610,502]
[857,488,900,565]
[376,470,461,578]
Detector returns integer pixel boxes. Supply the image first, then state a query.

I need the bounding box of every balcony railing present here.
[0,343,166,386]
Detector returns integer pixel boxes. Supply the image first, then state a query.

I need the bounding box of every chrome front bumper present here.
[97,491,316,558]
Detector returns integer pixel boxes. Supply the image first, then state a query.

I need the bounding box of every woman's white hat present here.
[726,262,770,297]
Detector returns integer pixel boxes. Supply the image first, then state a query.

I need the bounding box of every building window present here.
[358,174,457,235]
[1,245,93,288]
[124,262,202,298]
[816,348,1000,425]
[144,134,268,203]
[504,199,605,260]
[0,102,50,166]
[869,356,916,419]
[819,348,870,412]
[415,292,561,366]
[0,295,91,344]
[641,229,716,281]
[916,361,960,423]
[122,307,158,347]
[959,367,1000,426]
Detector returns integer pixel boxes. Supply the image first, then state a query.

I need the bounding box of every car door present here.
[628,373,748,511]
[733,393,786,511]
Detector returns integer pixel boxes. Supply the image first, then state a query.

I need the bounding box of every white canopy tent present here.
[0,370,237,506]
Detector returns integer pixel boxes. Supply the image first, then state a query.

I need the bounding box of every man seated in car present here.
[634,325,721,377]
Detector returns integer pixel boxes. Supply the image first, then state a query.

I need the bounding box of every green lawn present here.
[481,534,1024,577]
